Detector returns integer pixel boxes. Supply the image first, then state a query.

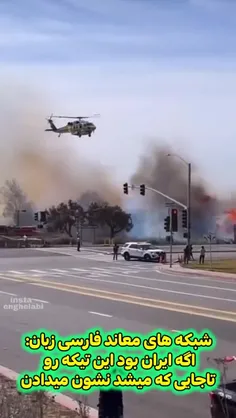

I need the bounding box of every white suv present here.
[120,242,166,262]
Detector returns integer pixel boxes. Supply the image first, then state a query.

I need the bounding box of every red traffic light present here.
[171,208,178,232]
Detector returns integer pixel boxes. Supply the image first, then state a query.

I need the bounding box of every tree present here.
[46,200,85,236]
[0,179,33,225]
[87,202,133,238]
[78,191,103,210]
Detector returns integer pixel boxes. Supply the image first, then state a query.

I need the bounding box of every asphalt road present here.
[32,245,236,260]
[88,244,236,252]
[0,248,67,258]
[0,248,236,418]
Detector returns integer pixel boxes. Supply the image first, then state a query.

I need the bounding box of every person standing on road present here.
[189,245,194,261]
[113,243,119,260]
[23,235,28,248]
[183,246,189,264]
[199,246,205,264]
[77,235,81,252]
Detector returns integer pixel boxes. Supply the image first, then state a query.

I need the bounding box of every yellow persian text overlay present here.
[17,328,220,394]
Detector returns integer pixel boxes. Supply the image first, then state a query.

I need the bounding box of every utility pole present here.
[16,210,20,227]
[75,211,81,237]
[187,162,191,248]
[167,154,191,246]
[169,208,173,268]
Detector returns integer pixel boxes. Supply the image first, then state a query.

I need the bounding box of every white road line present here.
[5,268,236,295]
[29,270,46,274]
[87,274,107,278]
[31,298,49,304]
[0,291,17,296]
[86,268,236,292]
[90,267,143,275]
[120,274,236,293]
[77,255,123,263]
[68,275,236,303]
[57,267,236,294]
[156,269,236,284]
[91,267,110,271]
[89,311,113,318]
[88,272,110,277]
[88,269,114,276]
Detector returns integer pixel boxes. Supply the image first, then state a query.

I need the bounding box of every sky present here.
[1,0,236,196]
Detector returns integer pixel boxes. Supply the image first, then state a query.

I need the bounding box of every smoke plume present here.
[130,141,222,237]
[1,81,235,238]
[0,83,121,210]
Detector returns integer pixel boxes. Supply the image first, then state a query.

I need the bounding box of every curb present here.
[159,265,236,280]
[0,365,98,418]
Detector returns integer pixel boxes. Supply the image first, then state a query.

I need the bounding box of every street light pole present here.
[167,153,191,246]
[187,162,191,247]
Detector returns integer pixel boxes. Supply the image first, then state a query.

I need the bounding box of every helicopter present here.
[45,114,99,138]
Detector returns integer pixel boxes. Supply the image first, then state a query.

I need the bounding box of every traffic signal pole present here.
[125,184,187,210]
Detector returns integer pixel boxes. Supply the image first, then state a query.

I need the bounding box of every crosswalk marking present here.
[90,268,113,275]
[0,261,158,283]
[0,266,156,276]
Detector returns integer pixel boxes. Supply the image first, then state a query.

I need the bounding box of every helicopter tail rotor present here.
[45,115,57,131]
[46,114,54,123]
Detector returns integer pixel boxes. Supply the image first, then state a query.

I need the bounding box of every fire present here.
[226,209,236,222]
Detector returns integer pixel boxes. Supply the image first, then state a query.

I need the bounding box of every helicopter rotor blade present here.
[52,115,71,119]
[52,114,100,119]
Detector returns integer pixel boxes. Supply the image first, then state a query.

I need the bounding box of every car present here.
[120,242,166,262]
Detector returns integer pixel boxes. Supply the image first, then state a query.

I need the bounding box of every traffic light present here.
[123,183,128,194]
[40,211,47,223]
[34,212,38,221]
[164,216,170,232]
[171,208,178,232]
[182,209,187,228]
[140,184,145,196]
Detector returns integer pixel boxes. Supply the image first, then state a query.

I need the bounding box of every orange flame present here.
[225,209,236,222]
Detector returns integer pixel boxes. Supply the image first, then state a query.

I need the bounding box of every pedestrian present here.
[23,234,28,248]
[113,243,119,260]
[77,235,81,252]
[183,246,189,264]
[189,245,194,261]
[199,246,205,264]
